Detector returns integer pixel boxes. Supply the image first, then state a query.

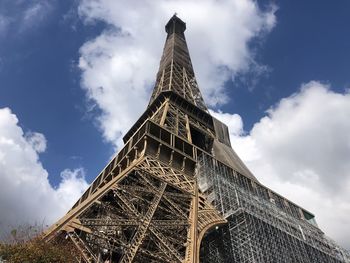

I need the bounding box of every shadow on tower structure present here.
[44,15,350,263]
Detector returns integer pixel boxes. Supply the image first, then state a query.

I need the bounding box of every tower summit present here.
[149,15,207,111]
[165,14,186,34]
[44,15,350,263]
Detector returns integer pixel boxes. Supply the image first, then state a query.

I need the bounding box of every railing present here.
[71,119,199,210]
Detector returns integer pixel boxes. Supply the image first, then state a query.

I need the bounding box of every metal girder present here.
[48,153,225,263]
[137,171,190,219]
[119,182,167,262]
[69,231,97,263]
[45,16,230,263]
[139,157,195,193]
[81,218,139,227]
[149,226,184,262]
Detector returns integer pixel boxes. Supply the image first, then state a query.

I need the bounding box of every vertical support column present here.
[185,180,199,263]
[168,57,174,91]
[156,69,165,95]
[175,108,179,135]
[160,100,170,126]
[185,114,192,143]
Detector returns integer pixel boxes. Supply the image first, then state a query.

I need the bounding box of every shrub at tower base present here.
[0,225,77,263]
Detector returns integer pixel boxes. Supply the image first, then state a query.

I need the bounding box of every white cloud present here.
[25,131,47,153]
[77,0,276,147]
[0,108,88,234]
[20,1,53,31]
[210,110,244,136]
[23,2,46,21]
[212,81,350,249]
[0,15,10,35]
[0,0,53,36]
[55,168,89,208]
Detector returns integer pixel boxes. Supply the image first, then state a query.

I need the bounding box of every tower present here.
[45,15,350,263]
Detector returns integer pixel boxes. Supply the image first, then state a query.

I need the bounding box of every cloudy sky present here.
[0,0,349,249]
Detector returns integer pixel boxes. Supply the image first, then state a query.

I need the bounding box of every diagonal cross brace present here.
[119,182,167,263]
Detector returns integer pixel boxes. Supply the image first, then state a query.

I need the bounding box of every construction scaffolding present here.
[197,153,350,263]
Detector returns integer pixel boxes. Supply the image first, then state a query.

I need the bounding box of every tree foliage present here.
[0,225,78,263]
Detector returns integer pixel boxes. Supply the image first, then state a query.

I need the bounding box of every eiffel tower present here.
[45,15,350,263]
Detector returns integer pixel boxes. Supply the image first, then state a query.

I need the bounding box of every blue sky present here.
[229,1,350,126]
[0,0,350,250]
[0,1,111,184]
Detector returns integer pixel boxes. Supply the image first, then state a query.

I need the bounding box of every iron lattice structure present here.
[45,15,350,263]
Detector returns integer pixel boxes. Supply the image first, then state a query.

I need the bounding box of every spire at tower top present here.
[165,14,186,34]
[148,15,208,111]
